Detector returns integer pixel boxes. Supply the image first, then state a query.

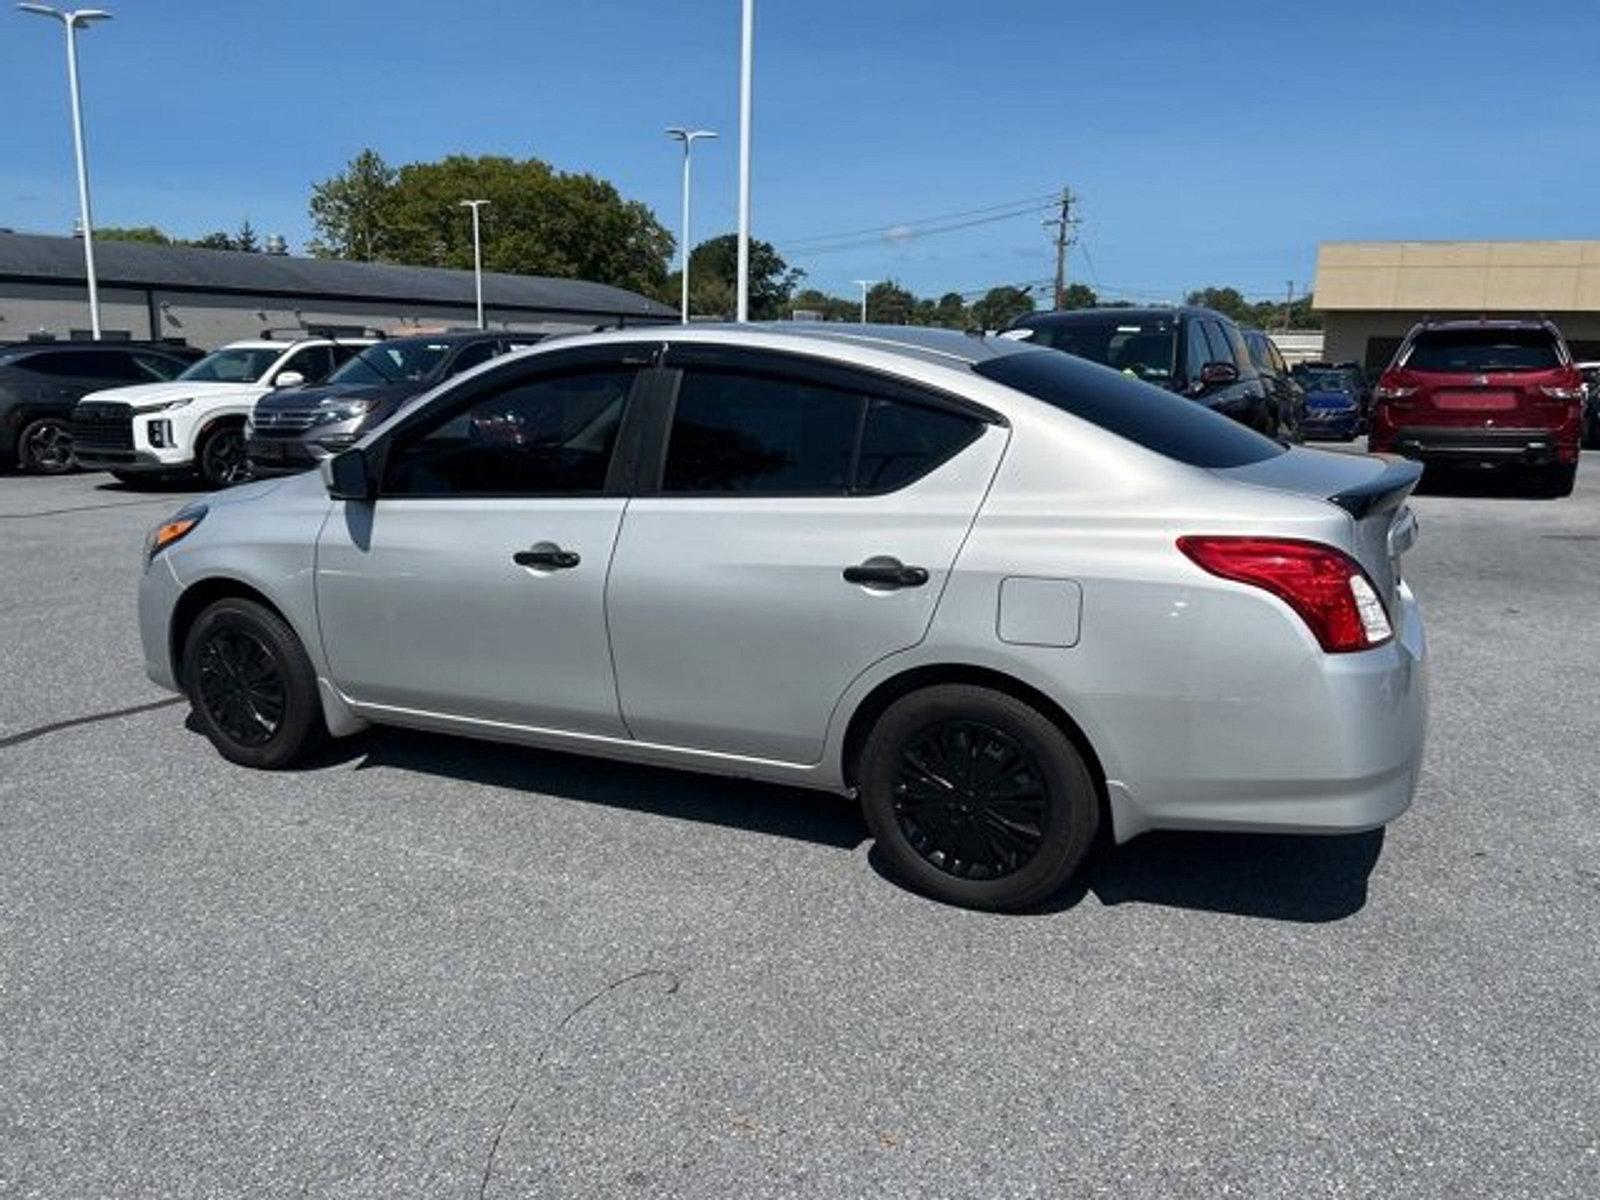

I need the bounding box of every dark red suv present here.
[1368,319,1584,496]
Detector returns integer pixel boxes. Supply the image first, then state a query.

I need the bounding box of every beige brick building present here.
[1313,241,1600,371]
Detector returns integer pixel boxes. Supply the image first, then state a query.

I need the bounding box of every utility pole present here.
[853,279,876,324]
[1045,187,1076,310]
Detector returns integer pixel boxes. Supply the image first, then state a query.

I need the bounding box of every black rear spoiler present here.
[1328,457,1423,519]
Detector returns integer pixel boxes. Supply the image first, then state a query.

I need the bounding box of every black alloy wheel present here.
[182,598,326,769]
[17,417,75,474]
[199,426,251,487]
[193,625,287,748]
[893,719,1047,881]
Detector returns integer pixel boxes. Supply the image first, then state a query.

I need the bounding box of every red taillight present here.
[1177,536,1394,654]
[1373,373,1415,403]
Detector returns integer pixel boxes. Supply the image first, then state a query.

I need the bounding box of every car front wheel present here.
[17,417,75,474]
[182,597,326,769]
[857,684,1100,911]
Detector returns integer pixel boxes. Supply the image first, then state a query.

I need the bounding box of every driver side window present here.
[382,368,638,498]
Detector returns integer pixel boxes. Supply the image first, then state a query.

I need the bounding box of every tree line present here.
[95,148,1320,331]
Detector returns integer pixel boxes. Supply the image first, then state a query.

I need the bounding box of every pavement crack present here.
[0,496,180,520]
[0,696,184,750]
[477,968,682,1200]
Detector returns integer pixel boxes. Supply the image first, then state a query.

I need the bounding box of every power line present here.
[787,201,1058,257]
[779,191,1060,250]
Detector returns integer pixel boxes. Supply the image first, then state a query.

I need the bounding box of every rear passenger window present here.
[856,399,981,492]
[1202,322,1234,367]
[663,371,982,495]
[664,372,859,494]
[447,340,501,376]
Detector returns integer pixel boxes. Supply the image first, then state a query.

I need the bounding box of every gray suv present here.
[247,332,539,475]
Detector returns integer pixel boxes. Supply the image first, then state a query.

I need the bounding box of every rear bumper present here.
[1375,426,1572,465]
[1106,583,1428,841]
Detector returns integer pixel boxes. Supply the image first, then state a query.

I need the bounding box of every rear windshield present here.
[1016,316,1177,385]
[974,349,1285,468]
[1299,369,1355,392]
[1404,329,1562,373]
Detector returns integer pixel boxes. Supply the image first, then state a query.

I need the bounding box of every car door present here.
[604,347,1008,764]
[314,350,649,734]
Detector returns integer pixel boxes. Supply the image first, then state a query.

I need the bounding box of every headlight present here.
[145,504,206,563]
[136,397,194,414]
[318,398,379,424]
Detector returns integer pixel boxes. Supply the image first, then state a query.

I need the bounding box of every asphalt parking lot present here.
[2,458,1597,1199]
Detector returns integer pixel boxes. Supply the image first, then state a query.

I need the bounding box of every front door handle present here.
[513,541,581,570]
[843,555,929,589]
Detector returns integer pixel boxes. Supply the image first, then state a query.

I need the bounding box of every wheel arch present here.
[167,576,289,689]
[839,662,1110,812]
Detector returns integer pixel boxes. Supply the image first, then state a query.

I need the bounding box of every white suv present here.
[72,337,371,486]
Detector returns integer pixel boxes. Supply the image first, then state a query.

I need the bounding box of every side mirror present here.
[1199,361,1239,387]
[274,371,305,389]
[322,448,374,501]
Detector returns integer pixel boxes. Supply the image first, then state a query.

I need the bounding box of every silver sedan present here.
[138,325,1427,910]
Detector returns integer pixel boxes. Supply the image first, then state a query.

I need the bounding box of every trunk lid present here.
[1212,448,1422,610]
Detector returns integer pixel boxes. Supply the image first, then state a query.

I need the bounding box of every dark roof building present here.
[0,230,674,347]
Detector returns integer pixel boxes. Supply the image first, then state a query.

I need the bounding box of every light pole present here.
[20,4,112,340]
[665,128,717,323]
[853,279,876,324]
[735,0,754,322]
[458,199,489,329]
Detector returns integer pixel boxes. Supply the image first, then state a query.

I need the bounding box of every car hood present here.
[254,380,425,411]
[76,380,264,409]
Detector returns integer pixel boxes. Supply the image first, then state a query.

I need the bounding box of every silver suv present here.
[139,325,1428,910]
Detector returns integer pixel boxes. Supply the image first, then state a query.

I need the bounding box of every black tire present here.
[1531,463,1577,499]
[857,684,1099,911]
[181,597,326,769]
[16,416,76,474]
[196,422,251,488]
[110,469,169,489]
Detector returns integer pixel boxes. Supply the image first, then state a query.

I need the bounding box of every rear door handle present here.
[843,556,929,589]
[513,542,581,570]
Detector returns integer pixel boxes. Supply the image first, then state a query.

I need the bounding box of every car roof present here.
[372,331,508,348]
[572,322,1043,371]
[1011,305,1226,326]
[1412,317,1557,332]
[219,337,375,351]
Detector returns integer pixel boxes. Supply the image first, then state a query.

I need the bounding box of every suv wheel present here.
[198,423,251,487]
[17,417,75,474]
[182,597,326,768]
[857,684,1100,911]
[1532,463,1577,499]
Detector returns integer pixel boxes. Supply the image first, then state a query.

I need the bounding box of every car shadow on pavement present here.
[1077,827,1386,923]
[352,728,870,849]
[1413,465,1556,500]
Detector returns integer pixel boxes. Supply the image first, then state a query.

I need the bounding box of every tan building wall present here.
[1314,241,1600,370]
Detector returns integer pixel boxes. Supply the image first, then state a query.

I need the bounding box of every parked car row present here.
[1,330,545,486]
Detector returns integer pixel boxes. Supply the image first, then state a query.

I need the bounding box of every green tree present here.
[187,231,238,250]
[971,285,1036,330]
[97,225,173,244]
[932,292,969,328]
[789,288,856,322]
[234,219,259,253]
[1184,286,1253,324]
[865,280,915,324]
[1059,282,1098,310]
[308,149,399,261]
[686,234,803,320]
[309,151,674,296]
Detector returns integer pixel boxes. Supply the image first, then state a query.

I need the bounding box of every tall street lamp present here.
[735,0,754,322]
[854,279,876,325]
[20,4,112,340]
[665,128,717,324]
[458,199,489,329]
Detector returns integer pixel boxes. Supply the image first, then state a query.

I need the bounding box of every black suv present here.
[1242,330,1305,441]
[247,332,540,475]
[0,340,204,474]
[1005,307,1286,437]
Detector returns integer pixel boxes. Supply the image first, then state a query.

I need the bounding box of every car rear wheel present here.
[182,597,326,769]
[17,417,75,474]
[197,423,251,488]
[857,684,1099,911]
[1531,463,1577,499]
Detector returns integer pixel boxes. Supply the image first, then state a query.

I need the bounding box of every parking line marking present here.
[0,696,184,750]
[0,497,180,521]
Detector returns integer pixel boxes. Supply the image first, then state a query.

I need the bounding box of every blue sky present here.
[3,0,1597,303]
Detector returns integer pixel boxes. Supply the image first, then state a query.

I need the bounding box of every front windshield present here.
[330,341,453,387]
[1024,318,1177,384]
[177,347,282,383]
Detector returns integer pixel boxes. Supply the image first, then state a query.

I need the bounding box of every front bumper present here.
[138,552,185,692]
[246,434,337,476]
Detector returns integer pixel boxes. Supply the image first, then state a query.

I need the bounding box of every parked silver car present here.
[138,325,1428,910]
